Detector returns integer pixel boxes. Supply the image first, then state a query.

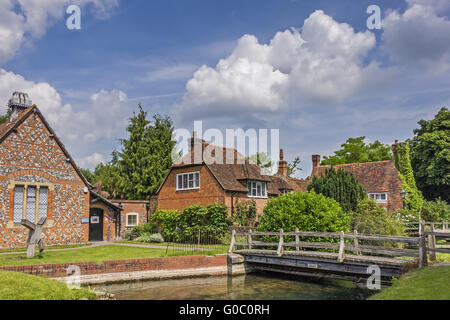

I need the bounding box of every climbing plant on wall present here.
[392,142,423,212]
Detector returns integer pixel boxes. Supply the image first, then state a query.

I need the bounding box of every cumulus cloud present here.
[0,0,119,64]
[0,68,130,143]
[178,10,377,118]
[382,1,450,73]
[76,152,105,169]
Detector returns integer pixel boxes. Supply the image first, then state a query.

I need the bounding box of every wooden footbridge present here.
[228,223,450,284]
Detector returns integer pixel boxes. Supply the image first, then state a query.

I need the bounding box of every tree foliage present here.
[352,198,405,236]
[287,156,302,177]
[409,107,450,201]
[0,109,11,125]
[321,136,393,166]
[307,168,367,212]
[80,105,176,200]
[257,191,351,234]
[421,198,450,222]
[392,142,423,212]
[249,152,275,175]
[233,200,256,226]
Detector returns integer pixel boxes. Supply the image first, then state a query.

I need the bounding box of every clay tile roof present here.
[311,160,400,193]
[0,107,34,141]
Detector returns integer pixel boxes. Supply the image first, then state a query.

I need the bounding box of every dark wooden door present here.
[89,208,104,241]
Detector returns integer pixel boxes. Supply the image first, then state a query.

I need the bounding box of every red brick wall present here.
[110,200,149,234]
[157,165,226,211]
[0,254,227,278]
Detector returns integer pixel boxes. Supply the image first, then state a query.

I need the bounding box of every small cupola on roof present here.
[8,91,32,122]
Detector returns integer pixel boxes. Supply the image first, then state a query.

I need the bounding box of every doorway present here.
[89,208,104,241]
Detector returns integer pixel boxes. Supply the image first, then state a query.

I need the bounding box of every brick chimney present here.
[312,155,321,168]
[189,131,203,164]
[8,92,32,122]
[277,149,288,177]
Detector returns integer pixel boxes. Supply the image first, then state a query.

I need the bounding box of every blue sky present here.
[1,0,449,177]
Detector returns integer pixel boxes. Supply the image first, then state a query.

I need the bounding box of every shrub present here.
[129,222,159,238]
[233,200,256,226]
[392,209,421,224]
[151,209,181,240]
[307,168,366,212]
[136,233,164,243]
[152,205,231,242]
[421,198,450,222]
[352,198,405,236]
[257,191,351,234]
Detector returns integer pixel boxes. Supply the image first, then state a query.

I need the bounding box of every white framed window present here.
[126,213,139,227]
[368,193,388,203]
[13,185,49,224]
[247,181,268,198]
[176,172,200,190]
[282,190,293,195]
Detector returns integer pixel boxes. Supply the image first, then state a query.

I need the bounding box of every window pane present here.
[195,173,200,188]
[188,174,194,188]
[183,174,188,189]
[38,187,48,220]
[13,186,24,223]
[26,187,36,222]
[178,175,182,189]
[257,183,262,197]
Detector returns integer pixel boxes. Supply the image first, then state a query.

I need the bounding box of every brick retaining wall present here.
[0,254,227,278]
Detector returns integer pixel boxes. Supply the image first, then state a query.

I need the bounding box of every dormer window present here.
[177,172,200,191]
[247,181,267,198]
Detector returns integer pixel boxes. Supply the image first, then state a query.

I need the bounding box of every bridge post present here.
[295,228,300,251]
[419,222,427,268]
[277,229,284,257]
[228,229,236,254]
[429,224,436,261]
[248,229,253,250]
[353,230,361,255]
[338,231,345,262]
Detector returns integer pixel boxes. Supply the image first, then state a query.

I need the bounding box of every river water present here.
[96,272,373,300]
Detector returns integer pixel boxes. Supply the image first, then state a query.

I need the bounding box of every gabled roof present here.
[311,160,401,193]
[157,140,310,195]
[0,105,92,188]
[90,190,122,211]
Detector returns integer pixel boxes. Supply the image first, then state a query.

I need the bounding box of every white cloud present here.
[76,152,105,169]
[0,0,119,64]
[178,10,377,118]
[0,68,130,143]
[382,2,450,73]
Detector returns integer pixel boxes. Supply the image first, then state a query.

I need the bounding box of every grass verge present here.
[369,266,450,300]
[0,271,96,300]
[0,243,92,254]
[0,245,224,267]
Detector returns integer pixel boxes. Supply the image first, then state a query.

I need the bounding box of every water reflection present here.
[95,272,373,300]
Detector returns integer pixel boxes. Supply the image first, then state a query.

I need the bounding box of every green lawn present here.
[0,271,96,300]
[0,243,92,254]
[370,266,450,300]
[0,245,224,267]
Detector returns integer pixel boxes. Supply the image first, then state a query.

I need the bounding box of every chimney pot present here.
[312,155,321,168]
[277,149,288,178]
[8,92,32,122]
[280,149,284,161]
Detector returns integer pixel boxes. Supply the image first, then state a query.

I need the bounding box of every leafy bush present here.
[129,222,159,238]
[136,233,164,243]
[257,191,351,234]
[152,204,231,242]
[392,209,421,224]
[151,209,180,240]
[307,168,366,212]
[421,198,450,222]
[233,200,256,226]
[352,198,405,236]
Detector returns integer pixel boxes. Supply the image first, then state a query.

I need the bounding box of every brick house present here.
[156,134,306,218]
[307,154,405,212]
[156,134,405,215]
[0,92,121,249]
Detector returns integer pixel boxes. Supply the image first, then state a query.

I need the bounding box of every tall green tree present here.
[307,168,367,212]
[321,137,392,165]
[249,152,275,175]
[409,107,450,201]
[116,106,175,200]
